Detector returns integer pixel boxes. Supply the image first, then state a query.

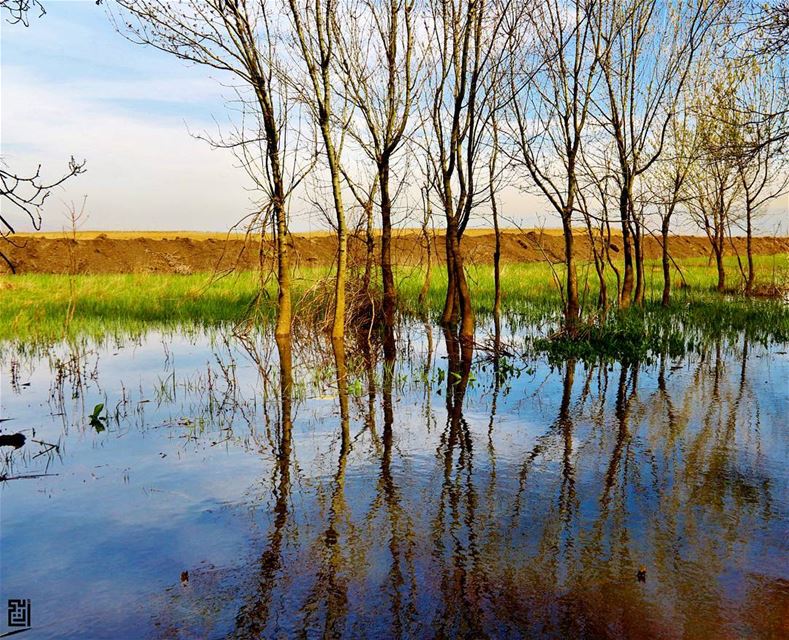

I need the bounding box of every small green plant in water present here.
[89,403,107,432]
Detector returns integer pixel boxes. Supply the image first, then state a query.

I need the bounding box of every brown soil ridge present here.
[2,230,787,275]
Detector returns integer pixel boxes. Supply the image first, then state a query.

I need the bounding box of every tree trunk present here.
[633,216,645,306]
[441,215,458,326]
[661,216,671,307]
[286,1,347,340]
[714,218,726,292]
[605,219,622,305]
[324,139,347,340]
[593,242,607,313]
[453,233,474,343]
[362,194,375,297]
[585,218,606,314]
[418,224,432,309]
[715,243,726,292]
[563,213,579,331]
[745,204,754,294]
[332,186,347,340]
[274,201,292,339]
[492,193,501,321]
[620,186,634,309]
[441,215,474,342]
[379,161,396,343]
[253,78,290,340]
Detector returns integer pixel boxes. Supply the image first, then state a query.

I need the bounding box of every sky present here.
[1,1,786,234]
[2,1,280,232]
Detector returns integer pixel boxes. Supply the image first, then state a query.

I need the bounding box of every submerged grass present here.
[1,254,787,356]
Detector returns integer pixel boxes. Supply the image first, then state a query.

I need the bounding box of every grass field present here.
[1,254,787,351]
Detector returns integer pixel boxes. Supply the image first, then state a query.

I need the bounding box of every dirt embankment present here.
[2,230,788,275]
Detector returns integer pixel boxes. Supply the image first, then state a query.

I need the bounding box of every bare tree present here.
[424,0,504,342]
[0,159,85,272]
[577,148,613,314]
[0,0,44,26]
[592,0,717,307]
[647,96,697,306]
[333,0,419,352]
[341,165,378,297]
[488,102,503,327]
[481,62,512,328]
[418,162,434,310]
[115,0,301,341]
[747,0,789,59]
[284,0,350,340]
[723,1,789,158]
[506,0,602,331]
[685,67,744,293]
[578,144,627,307]
[732,58,789,293]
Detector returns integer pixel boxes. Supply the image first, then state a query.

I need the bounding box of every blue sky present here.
[0,1,542,234]
[1,1,266,231]
[1,2,785,234]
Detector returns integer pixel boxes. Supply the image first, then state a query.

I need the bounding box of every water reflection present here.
[0,323,786,639]
[234,335,293,638]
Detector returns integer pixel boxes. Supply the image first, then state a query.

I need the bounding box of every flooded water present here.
[1,322,787,639]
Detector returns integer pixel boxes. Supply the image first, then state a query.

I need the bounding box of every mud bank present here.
[3,230,787,274]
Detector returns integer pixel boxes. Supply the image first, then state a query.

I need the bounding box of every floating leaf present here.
[90,403,106,432]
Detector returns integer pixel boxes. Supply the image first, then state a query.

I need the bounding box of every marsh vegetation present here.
[1,0,788,638]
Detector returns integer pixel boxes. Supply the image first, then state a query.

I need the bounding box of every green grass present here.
[1,255,787,353]
[397,254,789,361]
[398,253,789,315]
[1,272,262,344]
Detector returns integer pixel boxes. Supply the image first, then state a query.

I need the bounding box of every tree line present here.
[4,0,788,343]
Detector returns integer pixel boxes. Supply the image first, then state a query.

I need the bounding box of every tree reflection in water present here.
[233,335,294,638]
[148,324,782,639]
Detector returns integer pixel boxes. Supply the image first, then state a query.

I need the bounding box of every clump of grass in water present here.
[533,295,789,363]
[532,310,687,363]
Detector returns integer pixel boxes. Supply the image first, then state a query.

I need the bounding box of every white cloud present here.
[2,64,261,231]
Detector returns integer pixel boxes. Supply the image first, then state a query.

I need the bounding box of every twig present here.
[0,472,59,481]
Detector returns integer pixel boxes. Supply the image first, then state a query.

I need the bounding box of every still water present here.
[1,322,787,639]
